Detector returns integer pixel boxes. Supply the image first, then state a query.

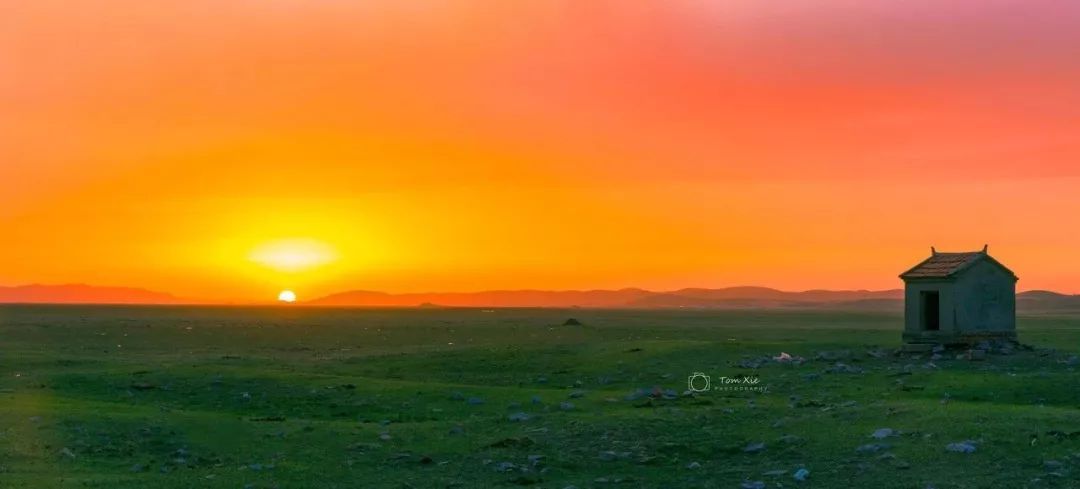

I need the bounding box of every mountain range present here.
[0,284,183,305]
[3,284,1080,312]
[306,286,907,309]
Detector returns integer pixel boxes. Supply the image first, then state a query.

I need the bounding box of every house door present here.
[921,291,940,331]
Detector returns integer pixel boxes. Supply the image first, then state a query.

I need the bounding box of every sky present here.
[3,0,1080,302]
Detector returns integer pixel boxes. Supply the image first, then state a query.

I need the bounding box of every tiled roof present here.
[901,252,983,279]
[901,247,1022,280]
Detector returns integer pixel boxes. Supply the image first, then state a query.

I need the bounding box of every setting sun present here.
[277,290,297,303]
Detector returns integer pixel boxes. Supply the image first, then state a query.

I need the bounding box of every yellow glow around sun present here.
[249,238,338,272]
[278,290,297,303]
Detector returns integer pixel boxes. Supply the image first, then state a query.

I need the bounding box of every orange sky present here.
[3,1,1080,302]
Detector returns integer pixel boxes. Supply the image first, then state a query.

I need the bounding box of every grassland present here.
[3,305,1080,488]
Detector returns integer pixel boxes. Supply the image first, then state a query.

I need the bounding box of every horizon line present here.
[0,282,1074,307]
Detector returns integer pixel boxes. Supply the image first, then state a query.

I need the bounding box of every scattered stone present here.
[494,461,517,472]
[467,397,485,405]
[130,464,145,472]
[563,318,582,326]
[559,401,575,411]
[1044,460,1063,470]
[59,448,76,459]
[773,352,804,363]
[740,481,766,489]
[900,343,933,354]
[855,443,889,454]
[379,433,392,441]
[686,461,701,470]
[793,468,810,481]
[871,428,896,439]
[762,469,787,476]
[743,442,766,454]
[967,349,987,361]
[569,390,586,399]
[130,382,156,391]
[531,395,543,405]
[1065,356,1080,367]
[816,350,852,361]
[507,412,531,422]
[448,426,464,436]
[738,357,769,369]
[945,441,977,453]
[598,451,632,461]
[527,455,545,466]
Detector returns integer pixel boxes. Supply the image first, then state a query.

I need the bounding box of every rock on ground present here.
[945,441,977,453]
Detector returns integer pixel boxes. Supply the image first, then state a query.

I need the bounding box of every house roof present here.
[900,247,1017,280]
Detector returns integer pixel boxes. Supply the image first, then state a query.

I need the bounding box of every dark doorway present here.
[921,291,940,331]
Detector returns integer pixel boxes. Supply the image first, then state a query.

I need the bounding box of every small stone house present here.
[899,246,1017,344]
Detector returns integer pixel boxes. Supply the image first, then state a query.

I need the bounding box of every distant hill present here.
[307,287,904,309]
[1017,290,1080,311]
[307,288,656,308]
[627,288,903,308]
[0,284,182,305]
[4,284,1076,311]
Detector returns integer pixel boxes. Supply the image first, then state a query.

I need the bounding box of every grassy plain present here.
[3,305,1080,488]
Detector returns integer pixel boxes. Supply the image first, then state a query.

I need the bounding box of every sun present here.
[278,290,297,303]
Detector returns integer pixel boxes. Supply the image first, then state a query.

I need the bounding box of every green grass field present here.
[3,305,1080,488]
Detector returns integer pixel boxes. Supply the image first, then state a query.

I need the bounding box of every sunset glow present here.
[250,239,338,273]
[278,290,297,303]
[4,1,1080,302]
